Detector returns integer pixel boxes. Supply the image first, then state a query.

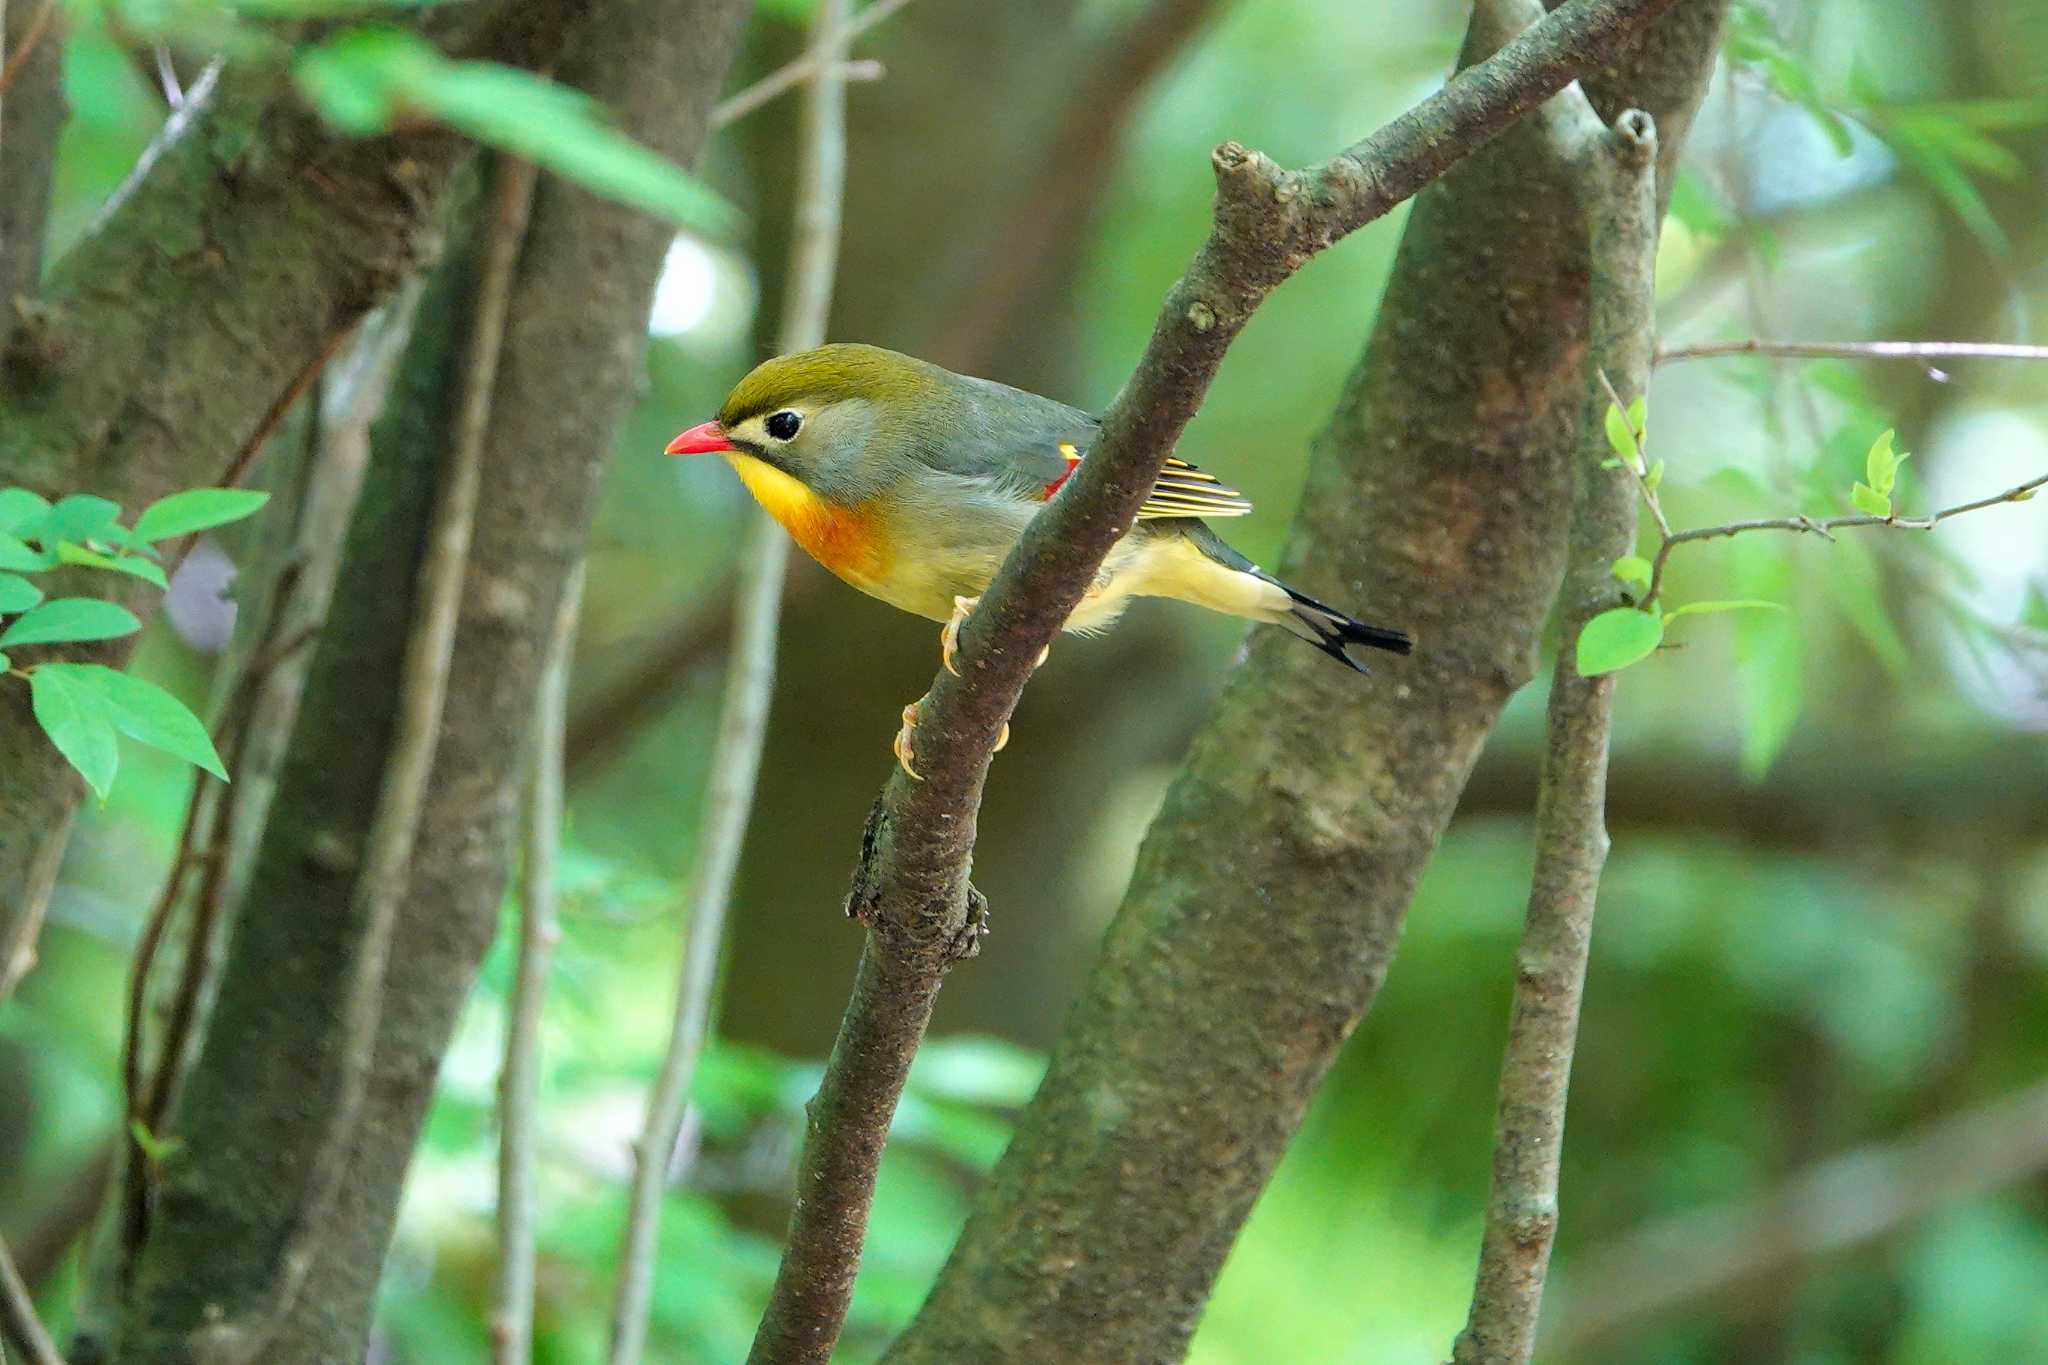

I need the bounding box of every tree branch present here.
[733,3,1691,1362]
[1657,337,2048,366]
[1545,1078,2048,1355]
[924,0,1225,375]
[0,1230,64,1365]
[710,0,915,127]
[1634,441,2047,608]
[492,564,581,1365]
[1455,109,1659,1365]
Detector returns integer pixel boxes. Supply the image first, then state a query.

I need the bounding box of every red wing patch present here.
[1042,443,1084,499]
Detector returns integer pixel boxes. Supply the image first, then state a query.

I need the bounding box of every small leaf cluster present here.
[0,486,270,799]
[1850,428,1908,518]
[1576,399,1782,678]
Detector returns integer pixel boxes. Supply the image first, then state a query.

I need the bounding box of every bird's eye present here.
[765,410,802,441]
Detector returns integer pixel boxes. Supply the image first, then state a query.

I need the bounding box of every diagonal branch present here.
[1454,108,1660,1365]
[0,1230,65,1365]
[741,3,1688,1362]
[711,0,915,127]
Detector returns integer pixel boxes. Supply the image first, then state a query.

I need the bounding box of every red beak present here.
[665,420,735,455]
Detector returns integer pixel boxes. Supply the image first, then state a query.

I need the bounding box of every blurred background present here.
[5,0,2048,1360]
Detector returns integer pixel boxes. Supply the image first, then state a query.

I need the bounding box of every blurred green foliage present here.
[6,1,2048,1363]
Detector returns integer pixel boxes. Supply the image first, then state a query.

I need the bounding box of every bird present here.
[666,343,1411,777]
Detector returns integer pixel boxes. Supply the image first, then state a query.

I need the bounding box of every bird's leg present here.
[892,695,1007,783]
[941,595,977,676]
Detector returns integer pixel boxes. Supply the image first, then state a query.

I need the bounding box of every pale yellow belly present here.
[853,533,1285,633]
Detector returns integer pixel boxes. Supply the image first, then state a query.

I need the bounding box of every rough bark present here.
[117,185,479,1364]
[117,3,752,1358]
[1454,96,1659,1365]
[0,0,597,1004]
[885,4,1727,1361]
[0,0,64,344]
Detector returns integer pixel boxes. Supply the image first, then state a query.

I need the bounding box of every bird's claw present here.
[941,595,978,677]
[894,701,924,781]
[892,699,1008,781]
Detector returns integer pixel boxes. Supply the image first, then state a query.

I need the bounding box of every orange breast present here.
[724,454,890,588]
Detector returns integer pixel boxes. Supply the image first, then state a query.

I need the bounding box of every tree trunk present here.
[113,3,752,1359]
[0,0,599,1004]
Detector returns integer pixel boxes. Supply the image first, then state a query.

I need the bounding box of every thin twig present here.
[193,157,539,1365]
[611,3,851,1359]
[0,1231,65,1365]
[492,565,582,1365]
[0,0,55,100]
[120,571,313,1269]
[1455,111,1659,1365]
[1546,1077,2048,1355]
[1642,470,2048,607]
[1657,337,2048,366]
[710,0,913,127]
[743,3,1688,1362]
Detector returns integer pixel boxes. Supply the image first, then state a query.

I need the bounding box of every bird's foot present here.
[893,696,1007,783]
[894,700,924,781]
[941,595,978,676]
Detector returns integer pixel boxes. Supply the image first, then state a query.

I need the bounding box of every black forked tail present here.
[1276,582,1413,674]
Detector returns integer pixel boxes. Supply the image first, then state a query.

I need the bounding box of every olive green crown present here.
[718,343,952,428]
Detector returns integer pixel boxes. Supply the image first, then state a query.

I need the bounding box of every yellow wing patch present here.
[1049,444,1254,520]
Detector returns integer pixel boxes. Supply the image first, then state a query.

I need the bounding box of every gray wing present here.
[931,375,1252,516]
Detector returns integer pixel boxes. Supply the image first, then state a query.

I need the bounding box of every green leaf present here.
[1664,598,1786,621]
[1604,401,1638,460]
[1850,481,1892,517]
[0,573,45,614]
[1644,458,1666,492]
[128,1116,185,1163]
[0,488,52,535]
[29,665,119,799]
[1611,555,1654,590]
[56,543,171,588]
[57,664,227,780]
[0,598,143,648]
[1575,608,1665,676]
[1863,428,1907,495]
[293,27,735,232]
[0,532,52,572]
[0,652,10,672]
[41,494,128,548]
[133,488,271,542]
